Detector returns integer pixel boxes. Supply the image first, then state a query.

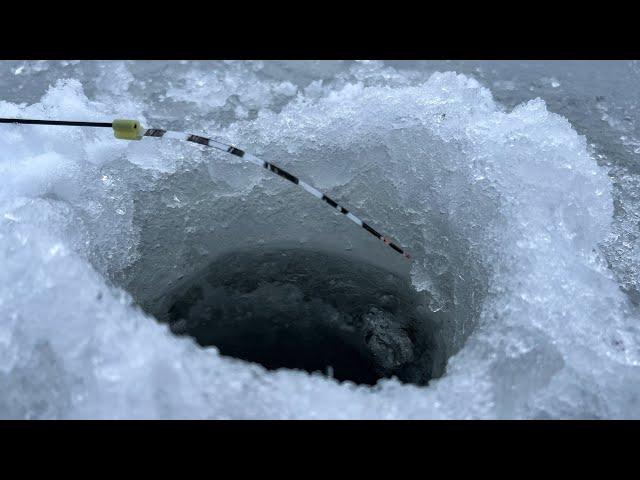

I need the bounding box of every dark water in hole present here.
[161,249,445,386]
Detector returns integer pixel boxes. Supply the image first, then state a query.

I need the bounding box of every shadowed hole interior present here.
[155,248,446,386]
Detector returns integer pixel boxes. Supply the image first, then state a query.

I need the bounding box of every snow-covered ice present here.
[0,60,639,418]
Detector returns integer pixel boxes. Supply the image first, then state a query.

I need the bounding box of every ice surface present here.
[1,60,639,419]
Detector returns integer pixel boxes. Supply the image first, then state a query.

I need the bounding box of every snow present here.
[0,60,639,419]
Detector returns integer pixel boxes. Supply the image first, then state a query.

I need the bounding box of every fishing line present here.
[0,117,410,260]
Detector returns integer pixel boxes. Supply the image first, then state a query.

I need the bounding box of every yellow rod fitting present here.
[112,119,144,140]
